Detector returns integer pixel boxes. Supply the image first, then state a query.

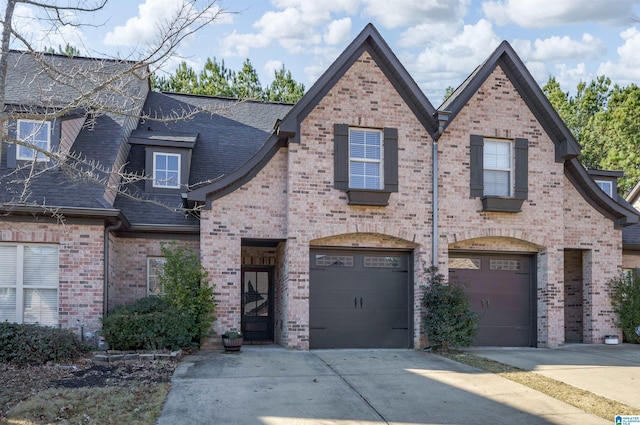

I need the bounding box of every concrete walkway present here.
[468,343,640,410]
[157,346,609,425]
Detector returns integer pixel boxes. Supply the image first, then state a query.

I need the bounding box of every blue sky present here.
[9,0,640,103]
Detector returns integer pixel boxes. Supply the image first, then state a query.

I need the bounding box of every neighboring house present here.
[623,181,640,275]
[2,25,638,349]
[0,51,148,331]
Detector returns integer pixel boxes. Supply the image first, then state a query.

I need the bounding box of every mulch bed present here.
[0,356,178,418]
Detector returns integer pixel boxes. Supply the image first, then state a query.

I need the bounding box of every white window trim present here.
[0,243,59,325]
[16,120,51,161]
[595,180,613,197]
[147,257,167,296]
[348,128,384,190]
[483,139,513,197]
[152,152,181,189]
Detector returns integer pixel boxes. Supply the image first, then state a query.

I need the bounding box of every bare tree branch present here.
[0,0,232,220]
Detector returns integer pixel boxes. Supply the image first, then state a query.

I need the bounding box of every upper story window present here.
[349,128,383,190]
[153,152,180,189]
[595,180,613,197]
[483,139,512,197]
[333,124,398,206]
[16,120,51,161]
[470,135,528,212]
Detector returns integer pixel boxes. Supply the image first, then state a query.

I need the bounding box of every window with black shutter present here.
[334,124,398,206]
[470,134,528,212]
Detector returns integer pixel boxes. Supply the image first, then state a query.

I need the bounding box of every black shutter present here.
[6,142,16,168]
[334,124,349,190]
[383,127,398,192]
[6,120,16,168]
[49,120,61,161]
[514,138,528,200]
[470,135,484,197]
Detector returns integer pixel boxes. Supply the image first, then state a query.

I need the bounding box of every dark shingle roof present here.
[623,223,640,249]
[115,92,293,226]
[0,51,148,213]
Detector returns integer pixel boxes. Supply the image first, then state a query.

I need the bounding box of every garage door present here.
[448,254,534,347]
[309,250,411,349]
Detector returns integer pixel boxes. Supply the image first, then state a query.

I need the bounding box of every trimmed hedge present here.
[101,296,195,350]
[0,322,89,366]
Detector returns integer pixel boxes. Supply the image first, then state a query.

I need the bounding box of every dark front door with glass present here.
[241,268,273,342]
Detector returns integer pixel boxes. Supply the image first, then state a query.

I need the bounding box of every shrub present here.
[102,244,216,350]
[159,244,216,342]
[0,322,89,365]
[608,272,640,343]
[421,267,480,350]
[102,296,194,350]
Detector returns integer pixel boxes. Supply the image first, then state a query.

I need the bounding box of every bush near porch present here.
[102,244,216,350]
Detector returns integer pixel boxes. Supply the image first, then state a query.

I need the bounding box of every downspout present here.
[432,111,450,268]
[104,219,122,316]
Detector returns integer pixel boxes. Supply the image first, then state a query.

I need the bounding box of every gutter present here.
[0,204,120,218]
[432,111,450,268]
[103,219,122,316]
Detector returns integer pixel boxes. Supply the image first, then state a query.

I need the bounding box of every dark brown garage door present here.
[309,250,411,349]
[448,253,535,347]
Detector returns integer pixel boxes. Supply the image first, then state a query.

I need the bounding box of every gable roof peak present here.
[438,38,580,163]
[277,23,438,140]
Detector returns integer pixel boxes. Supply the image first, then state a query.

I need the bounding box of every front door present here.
[241,268,273,342]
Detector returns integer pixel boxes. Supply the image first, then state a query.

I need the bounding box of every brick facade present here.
[199,55,624,349]
[439,66,622,346]
[109,237,199,309]
[5,32,629,350]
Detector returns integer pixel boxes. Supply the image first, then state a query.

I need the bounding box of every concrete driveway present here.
[469,343,640,410]
[157,346,609,425]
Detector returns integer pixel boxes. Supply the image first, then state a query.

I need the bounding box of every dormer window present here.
[153,152,181,189]
[128,129,197,194]
[595,180,613,197]
[16,120,51,161]
[587,170,622,199]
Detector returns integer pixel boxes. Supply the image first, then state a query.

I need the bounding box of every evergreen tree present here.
[265,65,305,103]
[232,58,263,100]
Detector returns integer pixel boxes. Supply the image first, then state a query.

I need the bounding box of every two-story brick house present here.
[2,25,638,349]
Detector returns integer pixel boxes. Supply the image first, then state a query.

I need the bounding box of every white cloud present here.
[515,34,607,62]
[362,0,470,29]
[414,19,501,74]
[263,59,283,80]
[272,0,361,21]
[598,27,640,82]
[324,18,352,45]
[483,0,639,28]
[407,19,501,101]
[220,31,271,57]
[11,4,89,53]
[304,64,328,86]
[523,61,550,85]
[554,63,591,91]
[103,0,229,47]
[398,22,462,48]
[222,1,359,58]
